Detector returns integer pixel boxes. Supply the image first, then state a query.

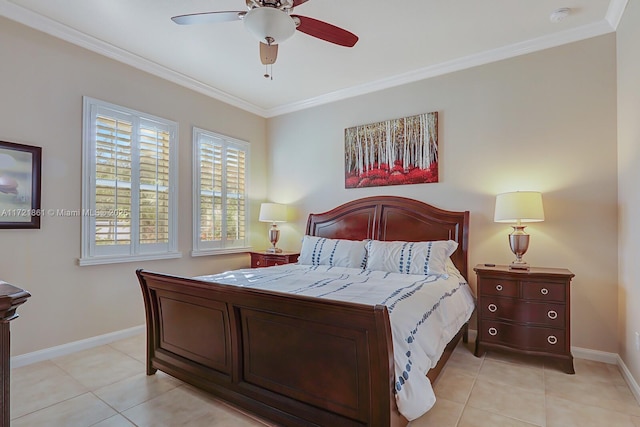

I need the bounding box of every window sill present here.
[78,251,183,266]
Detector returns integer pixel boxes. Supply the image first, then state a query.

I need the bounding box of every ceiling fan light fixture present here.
[244,7,295,44]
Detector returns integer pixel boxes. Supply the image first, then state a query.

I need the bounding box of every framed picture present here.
[0,140,42,229]
[345,112,438,188]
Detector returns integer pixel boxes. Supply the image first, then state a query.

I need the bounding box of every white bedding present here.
[196,261,475,421]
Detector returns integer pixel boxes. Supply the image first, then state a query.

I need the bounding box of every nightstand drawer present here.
[255,256,285,267]
[479,278,518,297]
[522,281,566,302]
[480,297,565,327]
[480,321,566,354]
[250,252,299,268]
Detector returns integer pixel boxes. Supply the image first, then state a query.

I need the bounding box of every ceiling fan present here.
[171,0,358,78]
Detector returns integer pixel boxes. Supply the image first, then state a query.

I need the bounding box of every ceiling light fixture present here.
[550,7,571,23]
[243,7,296,79]
[244,7,296,45]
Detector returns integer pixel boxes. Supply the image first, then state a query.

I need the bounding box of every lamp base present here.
[508,225,530,270]
[266,247,282,254]
[509,261,530,270]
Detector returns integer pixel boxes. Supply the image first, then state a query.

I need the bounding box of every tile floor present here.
[10,333,640,427]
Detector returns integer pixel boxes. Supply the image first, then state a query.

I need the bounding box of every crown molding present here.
[264,18,616,117]
[1,0,622,119]
[606,0,629,29]
[0,0,269,117]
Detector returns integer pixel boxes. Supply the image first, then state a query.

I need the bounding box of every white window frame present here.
[192,127,250,256]
[80,96,180,266]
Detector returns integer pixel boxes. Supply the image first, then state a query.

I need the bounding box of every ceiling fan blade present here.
[292,0,310,7]
[260,42,278,65]
[292,15,358,47]
[171,11,245,25]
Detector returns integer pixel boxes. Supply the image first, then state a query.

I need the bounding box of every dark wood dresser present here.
[250,251,299,268]
[474,264,575,373]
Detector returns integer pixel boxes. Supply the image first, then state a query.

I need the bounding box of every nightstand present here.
[474,264,575,373]
[249,251,299,268]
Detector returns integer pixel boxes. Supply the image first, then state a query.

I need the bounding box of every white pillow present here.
[365,240,458,276]
[298,236,368,268]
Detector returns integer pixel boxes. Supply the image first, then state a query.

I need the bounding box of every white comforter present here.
[196,262,475,421]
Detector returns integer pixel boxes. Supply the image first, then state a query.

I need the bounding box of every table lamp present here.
[494,191,544,270]
[259,203,287,253]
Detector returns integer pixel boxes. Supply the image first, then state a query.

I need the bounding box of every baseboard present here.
[617,355,640,405]
[10,324,145,369]
[571,345,619,364]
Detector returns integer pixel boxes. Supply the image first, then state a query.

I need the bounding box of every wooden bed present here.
[137,196,470,427]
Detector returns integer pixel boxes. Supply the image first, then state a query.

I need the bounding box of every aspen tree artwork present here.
[344,112,438,188]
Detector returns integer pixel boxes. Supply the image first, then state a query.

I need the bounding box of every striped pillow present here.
[298,236,368,268]
[365,240,458,277]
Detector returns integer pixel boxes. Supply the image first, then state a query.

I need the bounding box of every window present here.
[80,97,179,265]
[192,127,249,255]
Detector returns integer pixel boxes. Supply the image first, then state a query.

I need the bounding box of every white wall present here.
[268,34,619,353]
[617,0,640,385]
[0,17,268,356]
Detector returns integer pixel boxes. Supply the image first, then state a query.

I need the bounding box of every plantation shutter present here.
[95,114,132,247]
[193,128,249,254]
[81,97,179,265]
[225,145,246,245]
[138,120,171,248]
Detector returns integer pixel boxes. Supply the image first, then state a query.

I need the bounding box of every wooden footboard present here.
[138,269,408,427]
[137,196,471,426]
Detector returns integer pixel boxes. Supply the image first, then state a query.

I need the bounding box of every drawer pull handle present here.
[488,327,498,336]
[540,288,549,295]
[496,284,503,291]
[548,310,558,320]
[547,335,558,345]
[488,304,498,313]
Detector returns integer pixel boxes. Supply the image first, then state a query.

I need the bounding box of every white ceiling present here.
[0,0,626,117]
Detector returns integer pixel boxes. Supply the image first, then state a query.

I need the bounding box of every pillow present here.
[365,240,458,277]
[298,236,368,268]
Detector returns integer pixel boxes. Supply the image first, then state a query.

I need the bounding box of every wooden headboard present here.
[306,196,470,280]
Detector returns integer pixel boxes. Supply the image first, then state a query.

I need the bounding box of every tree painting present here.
[345,112,438,188]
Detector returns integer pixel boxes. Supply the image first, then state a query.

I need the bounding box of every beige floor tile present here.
[51,344,145,390]
[545,367,640,416]
[546,395,639,427]
[123,385,269,427]
[607,363,630,386]
[478,358,544,393]
[433,365,476,404]
[409,397,463,427]
[93,371,183,412]
[10,360,87,419]
[109,332,146,363]
[467,377,545,426]
[458,406,541,427]
[445,341,484,376]
[484,348,546,369]
[92,414,137,427]
[11,392,116,427]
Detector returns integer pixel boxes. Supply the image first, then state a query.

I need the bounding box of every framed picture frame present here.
[345,112,438,188]
[0,140,42,229]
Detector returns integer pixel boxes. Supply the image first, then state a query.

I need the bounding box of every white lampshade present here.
[243,8,296,44]
[259,203,287,223]
[494,191,545,223]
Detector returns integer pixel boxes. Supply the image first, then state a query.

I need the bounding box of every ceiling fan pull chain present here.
[264,64,273,80]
